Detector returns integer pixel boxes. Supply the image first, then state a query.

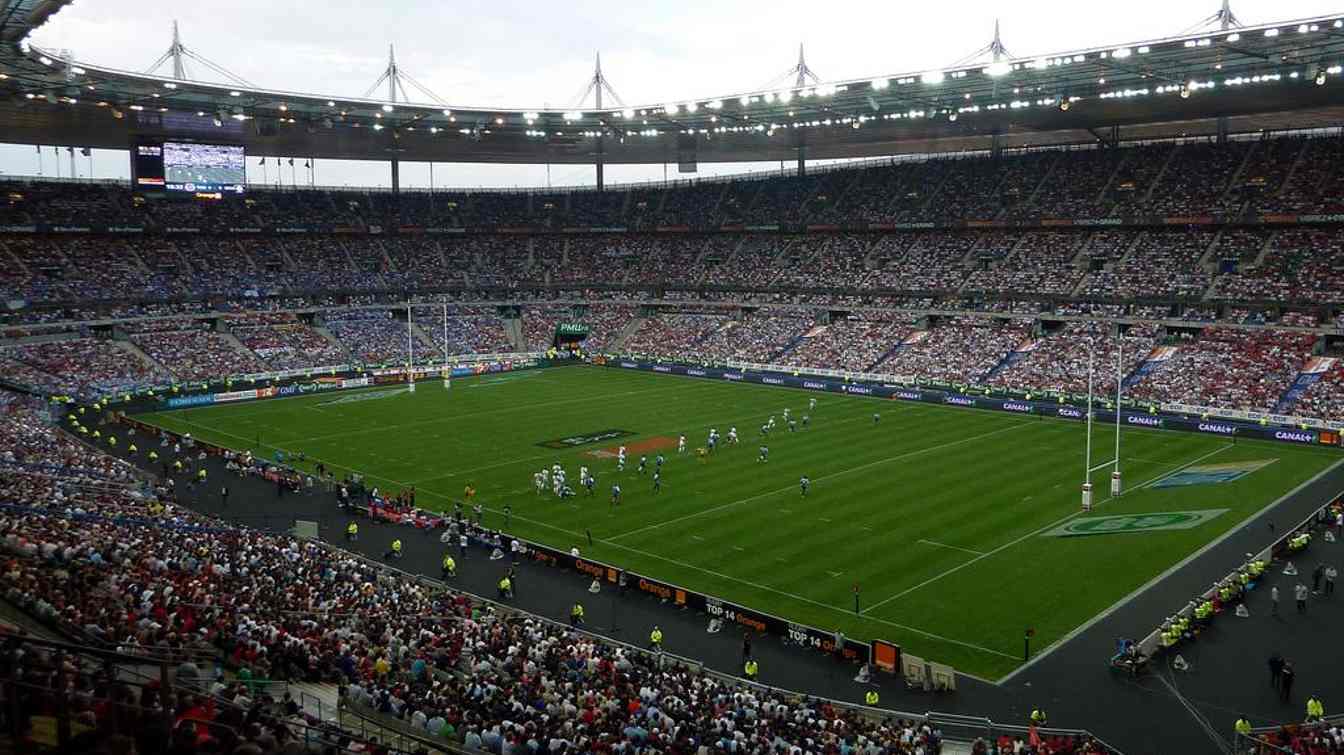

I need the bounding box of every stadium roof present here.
[2,6,1344,166]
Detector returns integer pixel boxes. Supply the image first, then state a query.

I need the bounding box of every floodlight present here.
[381,104,394,112]
[1112,48,1132,59]
[778,90,793,104]
[984,61,1011,77]
[229,90,241,97]
[664,103,679,114]
[685,101,698,113]
[921,70,945,84]
[1179,84,1190,98]
[1226,32,1241,41]
[1317,71,1327,85]
[739,95,750,106]
[622,108,635,119]
[1264,28,1280,37]
[871,78,889,90]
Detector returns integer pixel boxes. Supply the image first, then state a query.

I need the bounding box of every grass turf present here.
[138,364,1342,679]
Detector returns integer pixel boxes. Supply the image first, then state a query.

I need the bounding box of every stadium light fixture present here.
[707,99,723,110]
[663,102,679,114]
[1180,84,1191,98]
[381,104,394,112]
[1058,99,1070,111]
[921,70,945,85]
[494,116,503,125]
[1111,47,1132,59]
[326,100,335,107]
[163,82,177,89]
[278,103,288,111]
[685,101,698,113]
[1226,32,1241,41]
[778,90,793,104]
[441,108,452,116]
[564,110,583,121]
[523,111,539,120]
[738,95,750,106]
[984,61,1011,77]
[38,56,51,65]
[948,112,957,121]
[1317,70,1327,85]
[871,78,889,90]
[372,123,383,131]
[229,90,241,96]
[1264,28,1280,37]
[621,108,635,119]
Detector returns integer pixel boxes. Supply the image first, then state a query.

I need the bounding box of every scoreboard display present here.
[132,139,246,197]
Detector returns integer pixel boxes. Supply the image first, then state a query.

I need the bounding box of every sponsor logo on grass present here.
[1043,509,1230,537]
[317,388,407,406]
[538,429,636,449]
[1152,459,1278,488]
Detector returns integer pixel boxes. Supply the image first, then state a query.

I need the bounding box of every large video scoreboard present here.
[132,139,246,197]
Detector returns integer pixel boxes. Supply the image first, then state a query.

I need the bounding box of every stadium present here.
[4,0,1344,752]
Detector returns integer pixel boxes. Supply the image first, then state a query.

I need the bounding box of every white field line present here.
[607,421,1035,542]
[859,443,1235,616]
[918,539,986,556]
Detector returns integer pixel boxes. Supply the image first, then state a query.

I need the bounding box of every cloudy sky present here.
[4,0,1341,188]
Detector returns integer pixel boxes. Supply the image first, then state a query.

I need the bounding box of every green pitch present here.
[138,365,1341,679]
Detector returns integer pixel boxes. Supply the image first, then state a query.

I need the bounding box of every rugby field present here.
[138,365,1341,679]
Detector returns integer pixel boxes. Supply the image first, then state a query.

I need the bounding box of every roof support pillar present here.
[797,145,807,177]
[596,135,605,191]
[1216,116,1229,145]
[391,157,401,195]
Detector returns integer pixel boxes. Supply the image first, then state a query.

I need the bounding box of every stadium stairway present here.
[983,342,1034,382]
[607,315,645,352]
[1274,357,1337,413]
[1121,349,1169,390]
[866,341,911,372]
[291,680,343,723]
[769,330,812,362]
[115,339,166,375]
[503,317,525,351]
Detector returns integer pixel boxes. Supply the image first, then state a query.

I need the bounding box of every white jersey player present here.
[768,415,776,429]
[783,408,790,420]
[728,427,738,444]
[809,397,817,411]
[534,471,546,495]
[678,434,686,453]
[579,465,590,485]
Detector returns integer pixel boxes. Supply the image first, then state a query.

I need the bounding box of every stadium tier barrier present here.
[5,210,1344,236]
[595,355,1344,448]
[53,353,549,408]
[1135,492,1342,661]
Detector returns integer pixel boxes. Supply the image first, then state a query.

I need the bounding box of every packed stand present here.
[778,316,917,372]
[1127,328,1317,411]
[229,316,350,371]
[2,338,166,397]
[682,311,813,363]
[878,316,1033,384]
[325,310,414,364]
[131,329,267,382]
[987,323,1160,394]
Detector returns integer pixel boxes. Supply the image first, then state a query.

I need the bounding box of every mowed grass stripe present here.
[135,365,1340,679]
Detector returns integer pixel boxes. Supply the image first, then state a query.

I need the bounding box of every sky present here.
[3,0,1341,189]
